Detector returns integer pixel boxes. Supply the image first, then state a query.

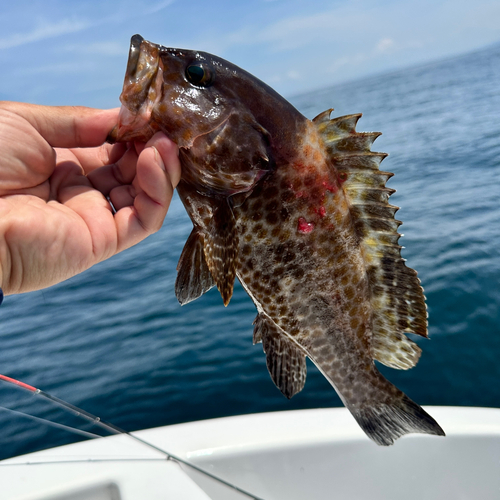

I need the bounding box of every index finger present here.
[0,101,119,149]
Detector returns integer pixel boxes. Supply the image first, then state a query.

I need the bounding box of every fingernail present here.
[151,146,166,171]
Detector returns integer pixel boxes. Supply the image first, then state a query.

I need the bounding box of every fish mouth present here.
[126,34,144,79]
[107,34,164,143]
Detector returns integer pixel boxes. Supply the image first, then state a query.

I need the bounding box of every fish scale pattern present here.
[313,110,426,370]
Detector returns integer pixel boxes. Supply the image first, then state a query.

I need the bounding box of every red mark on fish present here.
[322,180,338,193]
[338,172,348,184]
[315,206,327,218]
[297,217,315,234]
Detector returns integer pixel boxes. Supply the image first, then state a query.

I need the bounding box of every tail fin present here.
[350,394,445,446]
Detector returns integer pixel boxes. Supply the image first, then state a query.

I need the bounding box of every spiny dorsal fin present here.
[253,313,307,399]
[313,110,426,370]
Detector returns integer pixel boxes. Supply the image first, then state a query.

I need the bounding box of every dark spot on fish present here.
[242,244,251,256]
[278,305,288,316]
[340,275,350,286]
[310,186,322,201]
[280,178,290,190]
[349,305,359,317]
[317,232,330,245]
[281,190,295,203]
[265,212,279,225]
[304,174,317,187]
[290,177,303,190]
[257,228,268,238]
[263,186,279,198]
[282,250,295,263]
[252,212,262,222]
[271,226,281,237]
[293,267,304,279]
[275,294,285,305]
[265,200,278,212]
[279,230,291,242]
[273,266,284,277]
[318,247,330,258]
[280,207,289,221]
[252,200,262,211]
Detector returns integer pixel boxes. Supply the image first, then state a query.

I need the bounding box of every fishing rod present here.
[0,374,265,500]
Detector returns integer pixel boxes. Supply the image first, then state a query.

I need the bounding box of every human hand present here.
[0,102,181,295]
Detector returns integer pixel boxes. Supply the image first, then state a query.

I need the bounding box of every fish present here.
[108,34,445,446]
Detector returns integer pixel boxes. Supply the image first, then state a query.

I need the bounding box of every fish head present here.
[109,35,304,196]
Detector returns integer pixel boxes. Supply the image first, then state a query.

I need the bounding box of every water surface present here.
[0,43,499,460]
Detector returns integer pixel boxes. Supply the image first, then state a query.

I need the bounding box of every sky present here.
[0,0,499,108]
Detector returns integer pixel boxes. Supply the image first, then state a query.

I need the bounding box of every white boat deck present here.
[1,407,499,500]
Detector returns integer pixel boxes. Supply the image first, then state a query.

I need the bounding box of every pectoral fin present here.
[253,313,307,399]
[175,228,215,305]
[203,201,239,306]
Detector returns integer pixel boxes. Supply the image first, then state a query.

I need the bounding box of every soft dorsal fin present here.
[313,109,426,370]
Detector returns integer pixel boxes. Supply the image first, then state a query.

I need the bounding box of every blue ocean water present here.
[0,43,499,460]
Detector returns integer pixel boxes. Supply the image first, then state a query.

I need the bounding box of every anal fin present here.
[371,328,422,370]
[175,228,215,305]
[253,313,307,399]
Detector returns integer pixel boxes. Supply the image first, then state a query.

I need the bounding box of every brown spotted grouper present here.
[108,35,445,445]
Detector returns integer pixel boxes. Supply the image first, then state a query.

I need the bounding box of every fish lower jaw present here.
[114,105,157,143]
[114,65,164,143]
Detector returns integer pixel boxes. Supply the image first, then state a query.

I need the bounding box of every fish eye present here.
[185,63,214,88]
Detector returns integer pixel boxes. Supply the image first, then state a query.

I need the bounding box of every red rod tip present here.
[0,374,37,392]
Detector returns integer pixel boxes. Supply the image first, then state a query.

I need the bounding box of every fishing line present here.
[0,374,264,500]
[0,406,101,439]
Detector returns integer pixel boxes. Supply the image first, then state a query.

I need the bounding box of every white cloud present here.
[13,61,97,76]
[201,0,500,95]
[376,38,395,53]
[58,42,124,57]
[145,0,176,14]
[0,18,91,49]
